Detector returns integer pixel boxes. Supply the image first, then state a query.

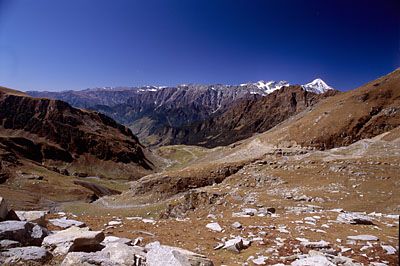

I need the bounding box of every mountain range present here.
[28,79,336,147]
[0,70,399,265]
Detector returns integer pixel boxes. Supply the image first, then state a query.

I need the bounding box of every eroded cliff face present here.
[164,86,338,147]
[0,90,154,175]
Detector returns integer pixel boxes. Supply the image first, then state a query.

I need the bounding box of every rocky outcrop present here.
[0,221,48,246]
[42,226,105,254]
[131,163,243,198]
[0,90,153,169]
[162,190,226,218]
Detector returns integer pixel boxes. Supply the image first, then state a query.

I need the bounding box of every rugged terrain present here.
[1,70,399,265]
[28,79,336,147]
[0,87,158,210]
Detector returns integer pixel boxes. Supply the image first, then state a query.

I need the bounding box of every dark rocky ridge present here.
[0,89,153,177]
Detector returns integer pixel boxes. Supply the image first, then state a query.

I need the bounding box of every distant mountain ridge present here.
[27,79,336,147]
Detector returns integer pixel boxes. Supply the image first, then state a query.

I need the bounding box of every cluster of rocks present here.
[0,197,214,265]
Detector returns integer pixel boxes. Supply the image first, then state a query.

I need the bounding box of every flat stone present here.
[337,212,374,225]
[291,255,335,266]
[49,217,86,229]
[0,239,20,249]
[253,255,267,265]
[145,241,213,266]
[101,235,132,246]
[347,235,379,241]
[222,237,250,253]
[231,221,242,229]
[42,226,104,255]
[0,221,48,246]
[206,222,222,232]
[61,242,146,266]
[381,244,396,255]
[301,240,330,249]
[242,208,258,216]
[108,220,122,226]
[15,211,47,226]
[0,246,52,264]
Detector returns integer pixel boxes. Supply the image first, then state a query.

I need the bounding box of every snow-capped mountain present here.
[240,80,290,95]
[301,78,334,94]
[28,78,337,147]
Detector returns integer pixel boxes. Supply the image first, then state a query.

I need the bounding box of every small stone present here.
[49,217,86,229]
[242,208,258,216]
[206,222,223,232]
[253,255,267,265]
[108,220,122,226]
[101,236,132,246]
[337,212,374,225]
[347,235,379,241]
[381,244,396,255]
[291,254,334,266]
[232,221,242,229]
[301,240,330,249]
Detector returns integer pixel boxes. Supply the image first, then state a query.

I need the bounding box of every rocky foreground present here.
[0,197,213,265]
[1,189,398,266]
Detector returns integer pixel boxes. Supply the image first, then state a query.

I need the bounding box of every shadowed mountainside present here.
[0,87,156,180]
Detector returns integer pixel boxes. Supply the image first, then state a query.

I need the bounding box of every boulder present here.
[61,242,146,266]
[42,226,104,255]
[48,217,86,229]
[145,241,214,266]
[0,197,8,221]
[0,246,52,265]
[0,221,48,246]
[337,212,374,225]
[15,211,47,226]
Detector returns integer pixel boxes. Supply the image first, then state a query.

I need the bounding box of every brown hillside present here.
[256,69,400,149]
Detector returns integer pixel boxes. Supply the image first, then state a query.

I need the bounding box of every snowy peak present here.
[301,78,334,94]
[240,80,290,95]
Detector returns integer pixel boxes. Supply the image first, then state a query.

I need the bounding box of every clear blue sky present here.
[0,0,399,91]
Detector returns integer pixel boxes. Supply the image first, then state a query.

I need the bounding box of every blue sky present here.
[0,0,399,91]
